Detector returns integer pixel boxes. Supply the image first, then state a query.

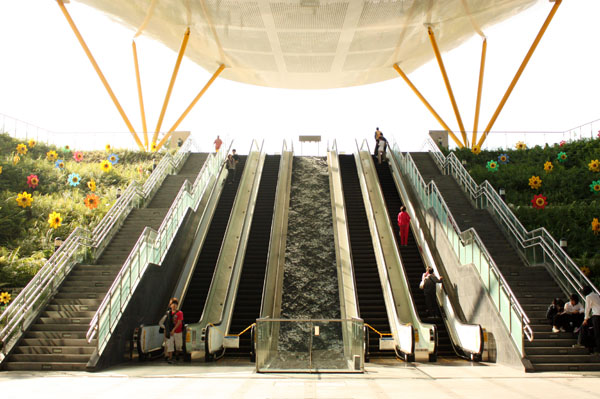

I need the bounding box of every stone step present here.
[531,362,600,372]
[14,346,95,355]
[37,317,93,325]
[30,323,89,331]
[25,331,88,340]
[46,304,99,312]
[528,354,599,364]
[20,338,95,347]
[525,338,577,348]
[9,353,90,363]
[3,362,88,371]
[50,299,102,307]
[43,311,96,318]
[525,346,589,355]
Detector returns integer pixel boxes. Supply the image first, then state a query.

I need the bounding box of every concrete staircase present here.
[410,152,600,372]
[3,153,208,371]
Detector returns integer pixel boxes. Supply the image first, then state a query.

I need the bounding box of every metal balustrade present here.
[391,142,531,354]
[0,139,196,363]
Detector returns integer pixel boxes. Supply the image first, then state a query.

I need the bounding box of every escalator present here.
[227,155,280,356]
[374,157,455,358]
[181,156,247,322]
[338,155,391,357]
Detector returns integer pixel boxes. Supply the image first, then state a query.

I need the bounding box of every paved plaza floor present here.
[2,358,600,398]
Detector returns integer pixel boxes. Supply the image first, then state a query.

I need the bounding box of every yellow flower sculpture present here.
[105,144,111,152]
[0,291,11,305]
[580,266,591,277]
[100,160,112,173]
[88,179,96,192]
[13,155,20,165]
[48,211,63,229]
[16,191,33,208]
[16,143,28,155]
[47,150,58,162]
[515,141,527,150]
[528,176,542,190]
[28,139,36,148]
[589,159,600,173]
[593,218,600,235]
[0,165,3,175]
[544,161,553,173]
[151,142,158,152]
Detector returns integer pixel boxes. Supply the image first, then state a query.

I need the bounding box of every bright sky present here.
[1,0,599,154]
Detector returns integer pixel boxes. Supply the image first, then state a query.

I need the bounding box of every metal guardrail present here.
[392,141,532,355]
[0,140,195,362]
[424,139,599,302]
[87,145,228,355]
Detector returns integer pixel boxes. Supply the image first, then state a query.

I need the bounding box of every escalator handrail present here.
[260,140,292,318]
[352,139,415,356]
[328,139,361,320]
[388,148,484,359]
[86,145,228,353]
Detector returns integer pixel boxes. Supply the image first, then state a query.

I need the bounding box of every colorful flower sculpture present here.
[531,194,548,210]
[0,165,3,175]
[592,218,600,234]
[16,143,28,155]
[16,191,33,208]
[55,159,65,169]
[12,155,20,165]
[486,160,499,172]
[559,140,566,147]
[105,144,111,152]
[100,160,112,173]
[151,142,158,152]
[515,141,527,150]
[73,151,84,162]
[589,159,600,172]
[0,292,11,305]
[590,180,600,195]
[498,154,509,164]
[68,173,81,187]
[27,174,39,189]
[28,139,36,148]
[544,161,553,173]
[48,211,63,229]
[557,152,568,162]
[108,153,119,165]
[84,194,100,210]
[580,266,591,277]
[63,145,71,153]
[47,150,58,162]
[87,179,96,192]
[528,176,542,190]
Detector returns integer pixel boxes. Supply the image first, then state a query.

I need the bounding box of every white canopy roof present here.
[73,0,539,89]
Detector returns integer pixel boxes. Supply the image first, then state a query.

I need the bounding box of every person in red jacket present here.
[397,206,411,246]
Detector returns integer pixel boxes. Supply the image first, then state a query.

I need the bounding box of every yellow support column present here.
[56,0,145,151]
[152,27,191,147]
[132,40,149,149]
[472,38,487,148]
[393,64,464,148]
[428,26,468,147]
[478,0,562,149]
[155,64,226,151]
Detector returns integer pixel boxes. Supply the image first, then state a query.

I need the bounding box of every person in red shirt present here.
[214,135,223,152]
[166,298,184,363]
[397,206,411,246]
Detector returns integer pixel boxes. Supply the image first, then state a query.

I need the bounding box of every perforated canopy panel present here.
[73,0,539,89]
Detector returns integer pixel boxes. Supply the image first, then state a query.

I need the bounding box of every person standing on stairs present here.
[374,127,382,156]
[397,206,411,246]
[377,134,388,165]
[421,267,443,319]
[226,154,236,184]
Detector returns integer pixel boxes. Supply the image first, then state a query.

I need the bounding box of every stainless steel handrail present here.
[425,139,599,300]
[0,141,194,362]
[393,143,533,351]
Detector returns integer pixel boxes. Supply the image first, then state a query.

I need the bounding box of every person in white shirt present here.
[552,294,584,333]
[576,286,600,353]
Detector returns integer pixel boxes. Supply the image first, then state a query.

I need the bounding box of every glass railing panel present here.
[511,308,523,353]
[480,255,490,290]
[311,321,346,371]
[489,269,500,307]
[500,288,511,328]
